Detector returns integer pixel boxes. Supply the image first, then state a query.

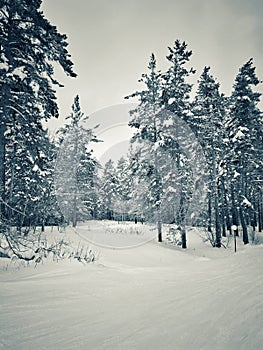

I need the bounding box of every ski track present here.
[0,224,263,350]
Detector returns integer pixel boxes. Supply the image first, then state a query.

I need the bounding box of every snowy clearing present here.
[0,222,263,350]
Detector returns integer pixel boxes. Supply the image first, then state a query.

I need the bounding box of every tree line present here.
[0,1,262,249]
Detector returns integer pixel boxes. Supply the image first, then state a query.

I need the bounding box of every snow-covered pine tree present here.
[5,126,59,232]
[159,40,196,248]
[225,59,263,244]
[125,53,164,241]
[99,159,118,220]
[191,67,227,247]
[55,95,99,227]
[128,146,153,222]
[0,0,76,227]
[114,156,134,222]
[161,40,195,122]
[27,134,63,232]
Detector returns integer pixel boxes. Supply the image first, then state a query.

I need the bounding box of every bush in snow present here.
[103,222,144,236]
[166,225,182,246]
[0,226,97,268]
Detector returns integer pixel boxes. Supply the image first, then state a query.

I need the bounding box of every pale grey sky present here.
[41,0,263,133]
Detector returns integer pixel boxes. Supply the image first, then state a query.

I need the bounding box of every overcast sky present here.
[41,0,263,142]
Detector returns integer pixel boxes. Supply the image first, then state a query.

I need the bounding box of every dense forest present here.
[0,0,262,260]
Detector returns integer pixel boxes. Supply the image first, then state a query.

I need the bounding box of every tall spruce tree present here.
[126,45,205,247]
[159,40,196,248]
[0,0,76,226]
[125,53,164,241]
[191,67,226,247]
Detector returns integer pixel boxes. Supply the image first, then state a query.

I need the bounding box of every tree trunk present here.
[239,206,249,245]
[177,190,187,248]
[215,202,221,247]
[251,200,256,232]
[181,225,187,249]
[207,195,212,233]
[72,194,77,228]
[239,157,249,245]
[252,211,256,232]
[258,198,262,232]
[231,183,239,236]
[7,143,17,222]
[153,114,162,243]
[211,145,221,248]
[157,209,162,242]
[0,124,6,220]
[221,205,226,237]
[221,179,232,235]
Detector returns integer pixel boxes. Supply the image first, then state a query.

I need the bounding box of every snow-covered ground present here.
[0,222,262,350]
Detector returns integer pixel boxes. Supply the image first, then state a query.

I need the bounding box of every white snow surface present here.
[0,222,263,350]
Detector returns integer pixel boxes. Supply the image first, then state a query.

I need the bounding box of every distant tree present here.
[55,95,99,227]
[99,159,118,220]
[114,157,134,221]
[128,148,153,222]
